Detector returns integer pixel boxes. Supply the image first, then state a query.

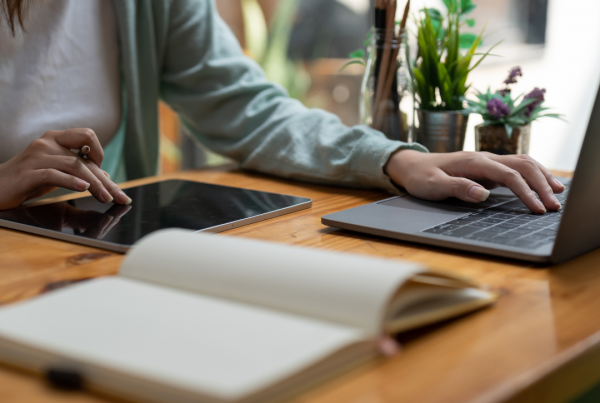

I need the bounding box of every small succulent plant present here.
[467,66,564,137]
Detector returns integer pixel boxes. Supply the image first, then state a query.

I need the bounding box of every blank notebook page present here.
[0,277,364,401]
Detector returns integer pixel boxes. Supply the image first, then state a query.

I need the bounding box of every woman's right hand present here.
[0,128,132,211]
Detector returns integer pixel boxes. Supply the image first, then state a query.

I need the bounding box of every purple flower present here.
[504,66,523,85]
[486,98,510,119]
[498,88,511,97]
[524,87,546,116]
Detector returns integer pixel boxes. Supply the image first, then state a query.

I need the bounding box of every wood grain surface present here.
[0,166,597,403]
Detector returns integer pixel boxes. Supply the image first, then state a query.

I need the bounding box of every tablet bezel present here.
[0,180,312,253]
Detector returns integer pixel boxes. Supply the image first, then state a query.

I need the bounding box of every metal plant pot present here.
[417,110,469,153]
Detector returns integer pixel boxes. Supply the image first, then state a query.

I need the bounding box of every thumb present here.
[442,176,491,203]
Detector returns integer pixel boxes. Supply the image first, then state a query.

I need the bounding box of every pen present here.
[78,145,91,159]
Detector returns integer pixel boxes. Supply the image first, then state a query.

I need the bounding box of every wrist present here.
[384,148,423,189]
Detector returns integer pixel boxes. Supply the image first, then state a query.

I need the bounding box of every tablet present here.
[0,180,312,253]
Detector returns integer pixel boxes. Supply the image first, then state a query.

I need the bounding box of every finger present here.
[83,159,132,205]
[465,158,547,213]
[520,155,566,194]
[46,128,104,167]
[37,155,116,204]
[490,155,561,211]
[42,153,130,205]
[102,170,111,179]
[27,169,91,194]
[486,153,565,194]
[437,174,492,203]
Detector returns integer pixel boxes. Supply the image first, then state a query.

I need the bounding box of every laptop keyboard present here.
[422,185,570,250]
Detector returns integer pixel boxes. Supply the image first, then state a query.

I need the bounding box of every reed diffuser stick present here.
[373,0,410,135]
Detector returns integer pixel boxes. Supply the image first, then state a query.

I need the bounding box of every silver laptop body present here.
[322,87,600,264]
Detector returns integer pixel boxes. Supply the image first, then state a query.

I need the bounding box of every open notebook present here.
[0,229,495,403]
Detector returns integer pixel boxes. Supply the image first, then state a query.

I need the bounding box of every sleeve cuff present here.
[351,125,429,195]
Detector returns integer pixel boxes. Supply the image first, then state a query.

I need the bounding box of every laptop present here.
[322,87,600,264]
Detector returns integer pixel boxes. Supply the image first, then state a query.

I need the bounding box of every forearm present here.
[161,0,427,192]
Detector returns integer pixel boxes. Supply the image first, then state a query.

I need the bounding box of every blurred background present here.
[158,0,600,175]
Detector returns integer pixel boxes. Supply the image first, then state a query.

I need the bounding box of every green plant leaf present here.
[414,67,429,107]
[442,0,457,12]
[467,39,502,73]
[459,33,479,49]
[431,18,446,40]
[461,4,476,15]
[464,18,476,27]
[336,60,366,74]
[538,113,568,122]
[505,123,513,139]
[437,62,453,106]
[510,98,537,117]
[348,49,365,59]
[461,0,474,11]
[423,8,443,20]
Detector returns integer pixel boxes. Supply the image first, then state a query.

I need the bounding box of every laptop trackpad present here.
[379,194,517,216]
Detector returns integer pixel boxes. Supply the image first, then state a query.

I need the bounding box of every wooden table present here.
[1,166,599,403]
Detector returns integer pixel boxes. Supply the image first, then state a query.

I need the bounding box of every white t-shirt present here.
[0,0,121,164]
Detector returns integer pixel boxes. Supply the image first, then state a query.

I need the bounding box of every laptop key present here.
[437,224,461,231]
[470,212,495,218]
[507,219,529,225]
[516,215,544,221]
[471,221,495,228]
[447,219,479,226]
[502,200,525,208]
[486,226,506,233]
[532,234,552,241]
[512,208,532,214]
[444,226,481,238]
[506,228,530,236]
[469,229,502,240]
[496,222,521,230]
[538,215,561,223]
[482,218,505,224]
[520,223,546,231]
[424,227,447,234]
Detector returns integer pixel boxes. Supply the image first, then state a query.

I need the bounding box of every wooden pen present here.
[78,145,91,159]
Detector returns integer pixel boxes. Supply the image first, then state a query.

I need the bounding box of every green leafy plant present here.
[467,67,564,137]
[411,0,498,111]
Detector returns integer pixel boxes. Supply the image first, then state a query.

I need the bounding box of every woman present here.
[0,0,564,212]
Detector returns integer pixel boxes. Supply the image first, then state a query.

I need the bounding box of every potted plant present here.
[410,0,496,152]
[467,67,564,155]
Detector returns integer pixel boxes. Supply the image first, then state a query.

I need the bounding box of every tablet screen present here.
[0,180,311,250]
